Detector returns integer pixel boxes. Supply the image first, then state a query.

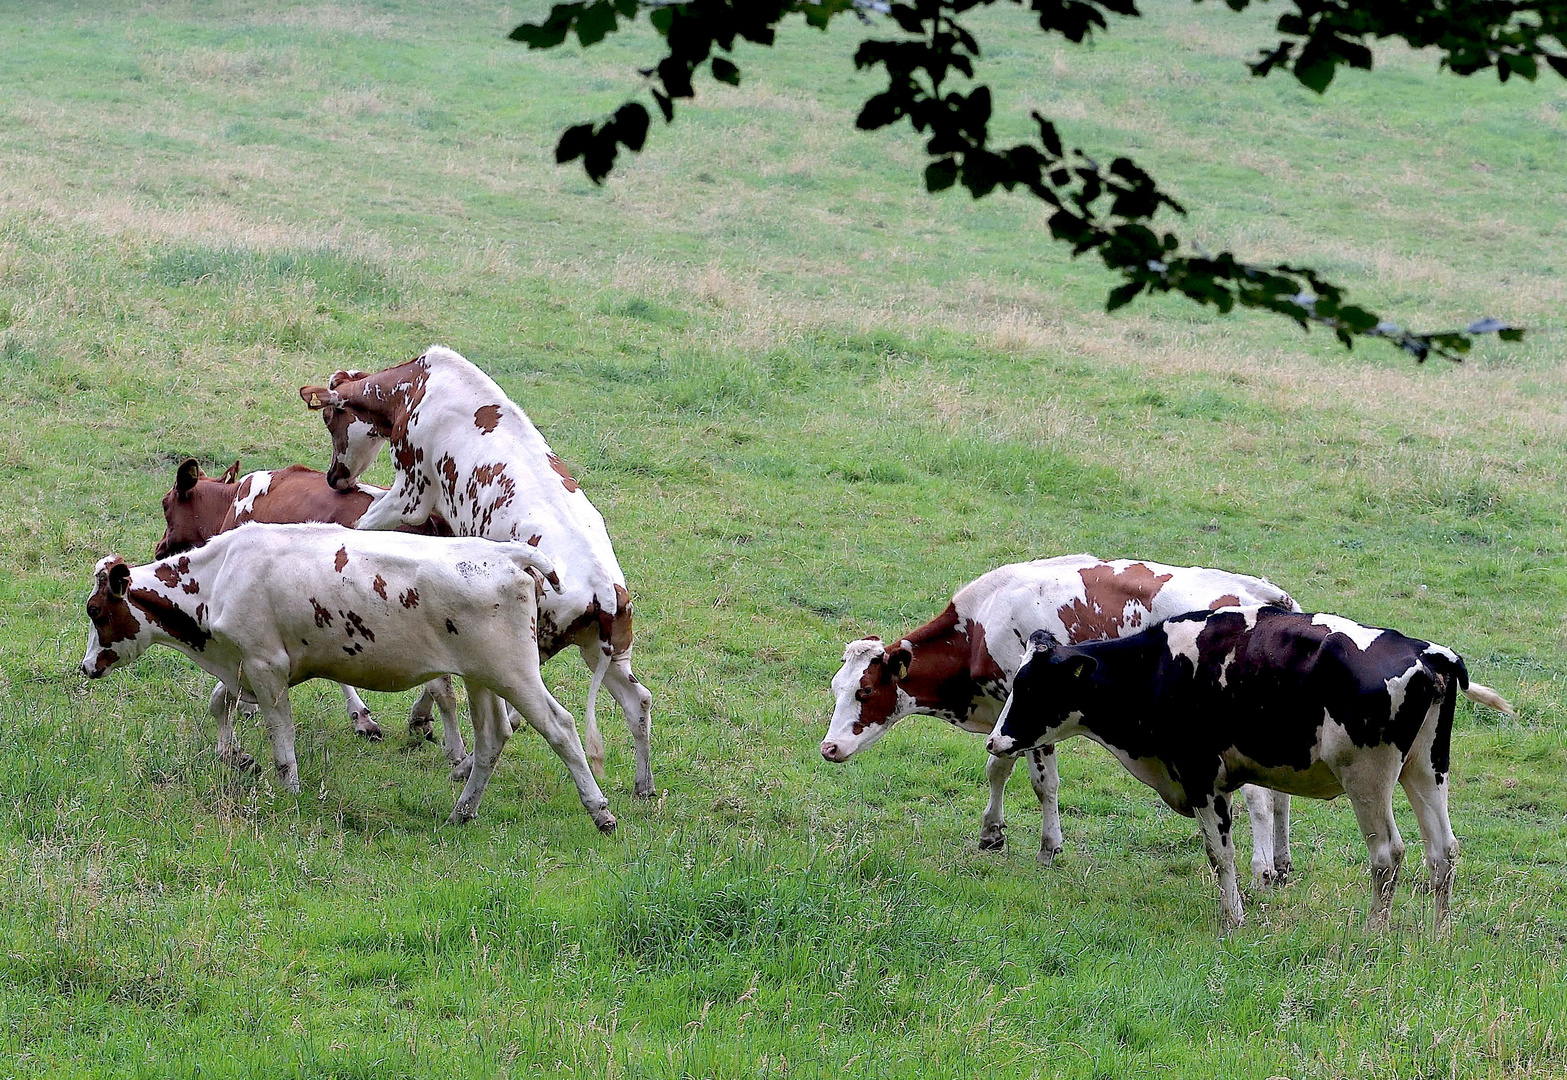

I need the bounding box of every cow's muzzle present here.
[820,740,850,763]
[325,462,353,492]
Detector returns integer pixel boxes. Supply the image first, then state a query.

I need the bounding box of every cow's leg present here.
[410,676,466,764]
[979,752,1017,851]
[584,645,655,798]
[1239,784,1278,889]
[1271,790,1293,883]
[1342,753,1406,928]
[342,684,382,740]
[1400,709,1460,927]
[208,680,258,774]
[1195,793,1244,929]
[245,663,301,794]
[447,687,511,823]
[1025,745,1064,864]
[494,671,616,832]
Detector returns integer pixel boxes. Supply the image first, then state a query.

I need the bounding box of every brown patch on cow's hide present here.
[610,583,634,655]
[311,599,334,627]
[92,648,119,675]
[372,574,388,600]
[343,610,376,642]
[1208,594,1242,610]
[89,589,143,648]
[154,564,181,589]
[445,618,459,635]
[334,546,349,573]
[399,588,419,609]
[1057,563,1176,642]
[547,453,579,493]
[129,588,210,651]
[474,404,502,433]
[437,453,461,505]
[527,534,542,547]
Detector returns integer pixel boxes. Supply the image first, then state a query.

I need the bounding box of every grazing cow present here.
[987,607,1514,928]
[155,456,460,752]
[822,555,1299,884]
[80,523,616,830]
[300,346,654,797]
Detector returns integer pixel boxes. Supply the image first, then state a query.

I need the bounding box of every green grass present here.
[1,1,1565,1077]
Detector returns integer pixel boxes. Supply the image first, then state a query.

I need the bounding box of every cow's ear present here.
[886,642,913,682]
[329,369,368,390]
[107,559,131,600]
[1060,655,1097,680]
[300,385,340,410]
[219,460,241,485]
[1027,628,1059,653]
[175,458,201,498]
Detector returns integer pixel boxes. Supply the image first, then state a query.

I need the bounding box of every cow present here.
[821,555,1300,884]
[986,607,1515,928]
[300,346,654,798]
[155,456,461,754]
[79,522,616,830]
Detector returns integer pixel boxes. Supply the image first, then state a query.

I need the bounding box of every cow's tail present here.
[510,545,562,592]
[1463,681,1515,716]
[1423,648,1516,718]
[583,648,609,778]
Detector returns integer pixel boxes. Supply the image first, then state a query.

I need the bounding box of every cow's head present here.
[155,458,240,559]
[986,630,1096,757]
[80,556,150,679]
[300,369,390,492]
[820,636,916,762]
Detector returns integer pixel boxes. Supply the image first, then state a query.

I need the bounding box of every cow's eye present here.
[854,687,872,702]
[87,603,101,619]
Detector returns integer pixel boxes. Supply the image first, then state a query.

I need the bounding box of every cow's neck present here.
[896,604,992,724]
[128,563,216,664]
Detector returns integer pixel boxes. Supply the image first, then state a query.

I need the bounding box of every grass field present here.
[2,1,1565,1077]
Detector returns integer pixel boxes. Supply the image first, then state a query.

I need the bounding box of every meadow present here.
[1,1,1564,1076]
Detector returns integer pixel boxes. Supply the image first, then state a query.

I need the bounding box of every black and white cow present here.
[986,607,1514,928]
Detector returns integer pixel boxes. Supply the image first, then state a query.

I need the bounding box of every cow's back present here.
[957,555,1297,678]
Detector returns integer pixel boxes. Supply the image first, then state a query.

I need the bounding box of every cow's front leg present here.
[979,752,1018,851]
[410,676,466,764]
[1025,745,1064,864]
[246,663,300,794]
[208,680,258,773]
[1195,793,1244,930]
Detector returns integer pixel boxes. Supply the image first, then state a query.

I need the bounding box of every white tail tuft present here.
[1463,682,1515,716]
[584,649,610,778]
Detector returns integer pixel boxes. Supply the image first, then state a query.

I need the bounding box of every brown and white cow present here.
[822,554,1300,883]
[81,523,615,830]
[989,608,1513,928]
[155,456,461,753]
[300,346,654,797]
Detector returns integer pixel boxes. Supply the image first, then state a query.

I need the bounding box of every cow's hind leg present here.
[1271,789,1293,883]
[342,684,382,740]
[979,752,1017,851]
[1195,793,1245,929]
[1025,746,1064,864]
[1342,749,1406,929]
[491,673,616,832]
[1401,702,1460,927]
[584,645,654,799]
[1239,784,1282,888]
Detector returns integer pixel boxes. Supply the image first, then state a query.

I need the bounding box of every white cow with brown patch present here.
[80,523,616,830]
[300,346,654,797]
[822,554,1301,882]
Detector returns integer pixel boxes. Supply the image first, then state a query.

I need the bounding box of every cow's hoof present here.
[594,812,618,833]
[634,782,656,799]
[222,750,260,775]
[408,716,435,742]
[352,716,384,741]
[1274,857,1293,882]
[1252,868,1278,890]
[1037,844,1063,866]
[978,826,1006,851]
[446,809,475,826]
[449,756,474,782]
